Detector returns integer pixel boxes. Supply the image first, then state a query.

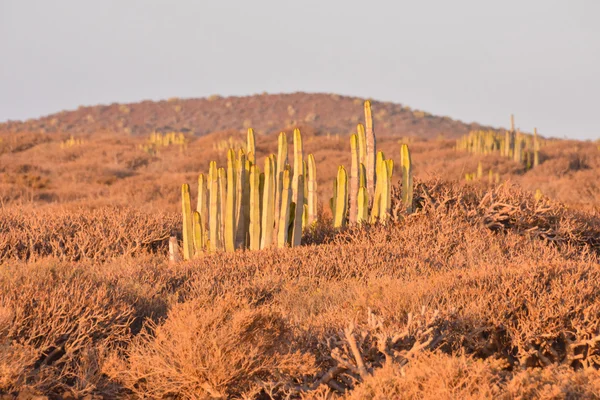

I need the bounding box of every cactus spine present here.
[181,183,194,260]
[401,144,413,214]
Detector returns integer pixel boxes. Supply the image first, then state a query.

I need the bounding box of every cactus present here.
[277,168,292,248]
[334,166,348,228]
[181,183,194,260]
[247,128,256,163]
[357,123,367,166]
[364,101,376,200]
[193,211,204,256]
[349,133,359,224]
[224,149,236,252]
[379,159,391,223]
[292,128,303,204]
[218,168,226,247]
[261,156,275,249]
[401,144,413,214]
[292,174,304,245]
[307,154,317,225]
[196,173,208,232]
[357,186,368,224]
[234,150,247,248]
[274,132,288,238]
[208,162,220,252]
[249,164,261,250]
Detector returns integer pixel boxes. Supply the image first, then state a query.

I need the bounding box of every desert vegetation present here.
[1,93,600,399]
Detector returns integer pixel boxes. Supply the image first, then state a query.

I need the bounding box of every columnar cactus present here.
[364,101,376,200]
[307,154,317,225]
[224,149,236,252]
[333,166,348,228]
[260,156,275,249]
[247,128,256,163]
[277,168,292,248]
[349,133,359,224]
[181,183,194,260]
[401,144,413,214]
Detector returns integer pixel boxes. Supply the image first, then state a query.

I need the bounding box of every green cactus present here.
[234,149,247,248]
[181,183,194,260]
[224,149,236,252]
[277,168,292,248]
[247,128,256,163]
[193,211,204,256]
[292,174,304,246]
[208,162,220,252]
[357,186,368,224]
[334,166,348,228]
[196,173,208,233]
[292,128,303,205]
[401,144,413,214]
[249,164,261,250]
[378,158,392,223]
[274,132,288,238]
[349,133,359,224]
[307,154,317,226]
[261,156,275,249]
[364,101,376,200]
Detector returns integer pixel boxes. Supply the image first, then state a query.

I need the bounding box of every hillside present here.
[0,92,487,139]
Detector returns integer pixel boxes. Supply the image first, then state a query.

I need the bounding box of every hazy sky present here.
[1,0,599,139]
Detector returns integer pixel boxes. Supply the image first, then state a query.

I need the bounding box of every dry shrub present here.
[0,206,178,262]
[345,352,506,400]
[115,296,317,399]
[0,261,135,396]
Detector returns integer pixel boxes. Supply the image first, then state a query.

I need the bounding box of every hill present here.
[0,92,488,139]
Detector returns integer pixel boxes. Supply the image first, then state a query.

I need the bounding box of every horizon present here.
[1,0,599,140]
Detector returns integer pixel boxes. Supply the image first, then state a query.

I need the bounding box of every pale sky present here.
[1,0,599,139]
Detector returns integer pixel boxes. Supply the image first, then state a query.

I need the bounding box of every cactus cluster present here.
[331,101,413,227]
[181,128,317,259]
[465,162,500,184]
[60,135,84,149]
[141,131,187,154]
[455,116,543,170]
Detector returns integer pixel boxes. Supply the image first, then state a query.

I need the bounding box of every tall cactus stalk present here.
[364,101,376,200]
[249,164,261,250]
[292,128,303,204]
[181,183,194,260]
[208,162,220,252]
[218,168,226,248]
[192,211,204,255]
[234,150,247,248]
[349,133,359,224]
[357,186,368,224]
[196,173,208,233]
[370,151,385,223]
[274,132,288,236]
[277,168,292,248]
[401,144,413,214]
[261,156,275,249]
[292,174,304,246]
[379,160,391,223]
[307,154,317,225]
[334,166,348,228]
[224,149,236,252]
[247,128,256,163]
[357,123,367,166]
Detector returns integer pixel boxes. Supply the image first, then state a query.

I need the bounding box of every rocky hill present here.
[0,92,489,139]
